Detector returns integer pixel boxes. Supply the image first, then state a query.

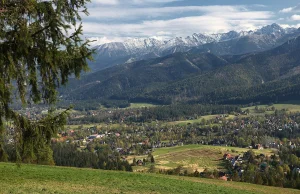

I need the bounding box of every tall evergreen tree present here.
[0,0,93,164]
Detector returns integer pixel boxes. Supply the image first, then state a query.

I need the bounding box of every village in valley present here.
[4,103,300,188]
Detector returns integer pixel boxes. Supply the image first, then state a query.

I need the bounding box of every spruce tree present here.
[150,155,155,163]
[0,0,93,164]
[132,157,136,166]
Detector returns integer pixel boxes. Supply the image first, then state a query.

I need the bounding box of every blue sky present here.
[82,0,300,45]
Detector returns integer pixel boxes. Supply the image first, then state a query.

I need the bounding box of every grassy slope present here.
[130,145,274,172]
[0,162,298,194]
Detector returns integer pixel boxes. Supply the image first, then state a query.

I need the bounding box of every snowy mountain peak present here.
[91,23,300,71]
[189,33,216,44]
[123,37,163,51]
[94,24,297,53]
[255,23,285,36]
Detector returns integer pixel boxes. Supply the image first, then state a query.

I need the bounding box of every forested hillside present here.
[62,52,229,101]
[61,36,300,107]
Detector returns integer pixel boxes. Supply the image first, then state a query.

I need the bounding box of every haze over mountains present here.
[90,24,300,71]
[62,25,300,108]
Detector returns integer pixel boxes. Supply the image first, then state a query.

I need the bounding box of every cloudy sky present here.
[82,0,300,46]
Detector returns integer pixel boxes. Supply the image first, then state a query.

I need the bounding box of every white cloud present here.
[87,37,124,46]
[85,6,248,20]
[291,15,300,21]
[92,0,119,5]
[90,0,180,6]
[81,4,274,44]
[130,0,181,5]
[280,7,293,13]
[280,4,300,13]
[280,23,300,28]
[83,15,272,40]
[252,4,267,8]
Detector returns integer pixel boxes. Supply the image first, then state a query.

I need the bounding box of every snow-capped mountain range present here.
[90,23,300,71]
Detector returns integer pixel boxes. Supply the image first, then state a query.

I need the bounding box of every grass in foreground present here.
[0,162,298,194]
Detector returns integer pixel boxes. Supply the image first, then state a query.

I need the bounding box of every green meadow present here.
[0,162,298,194]
[130,144,274,172]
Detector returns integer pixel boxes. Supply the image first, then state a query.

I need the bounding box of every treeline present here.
[59,72,300,109]
[133,104,241,122]
[51,143,132,172]
[60,72,300,109]
[61,75,300,109]
[101,99,130,108]
[68,104,241,124]
[58,100,101,111]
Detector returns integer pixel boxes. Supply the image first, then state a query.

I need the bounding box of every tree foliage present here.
[0,0,93,164]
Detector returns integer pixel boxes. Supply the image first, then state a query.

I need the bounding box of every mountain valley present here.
[62,30,300,108]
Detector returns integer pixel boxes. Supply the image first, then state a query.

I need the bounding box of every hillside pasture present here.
[130,145,274,172]
[0,162,298,194]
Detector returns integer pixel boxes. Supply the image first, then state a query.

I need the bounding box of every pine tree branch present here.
[31,24,52,37]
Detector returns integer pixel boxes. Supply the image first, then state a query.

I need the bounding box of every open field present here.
[65,123,123,130]
[242,104,300,114]
[167,103,300,126]
[0,162,298,194]
[65,123,100,130]
[168,114,236,126]
[129,145,275,172]
[128,103,157,109]
[99,103,157,109]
